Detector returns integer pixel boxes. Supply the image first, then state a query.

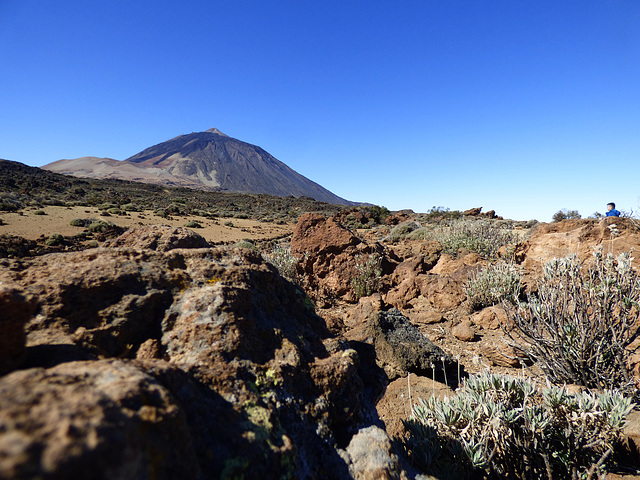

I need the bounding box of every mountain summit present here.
[44,129,353,205]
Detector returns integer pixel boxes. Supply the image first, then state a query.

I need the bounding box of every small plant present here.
[33,210,46,215]
[506,248,640,396]
[87,220,113,233]
[351,253,383,298]
[184,220,203,228]
[426,219,520,259]
[405,371,634,480]
[263,244,299,282]
[464,260,522,312]
[224,221,235,228]
[552,209,581,222]
[233,239,257,250]
[45,233,64,246]
[385,221,422,242]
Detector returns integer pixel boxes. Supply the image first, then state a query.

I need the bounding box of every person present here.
[606,202,621,217]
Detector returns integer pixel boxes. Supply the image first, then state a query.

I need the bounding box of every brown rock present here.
[0,286,36,375]
[0,360,200,480]
[452,319,476,342]
[291,213,394,303]
[104,224,210,251]
[376,375,454,439]
[478,338,523,367]
[471,305,510,330]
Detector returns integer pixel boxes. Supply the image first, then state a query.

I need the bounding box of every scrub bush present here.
[351,253,383,298]
[405,371,634,480]
[464,261,522,312]
[263,244,299,283]
[507,248,640,395]
[430,220,520,259]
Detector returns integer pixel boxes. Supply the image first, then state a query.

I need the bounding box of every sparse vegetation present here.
[552,209,581,222]
[405,371,634,480]
[33,210,46,215]
[351,253,383,298]
[506,248,640,396]
[430,219,521,259]
[184,220,203,228]
[464,261,522,312]
[263,244,299,282]
[45,233,64,246]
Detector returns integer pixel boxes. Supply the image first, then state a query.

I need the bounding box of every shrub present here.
[506,248,640,395]
[405,371,634,480]
[385,221,422,242]
[552,209,581,222]
[351,253,383,298]
[464,261,522,312]
[33,210,46,215]
[184,220,202,228]
[45,233,64,246]
[263,244,299,282]
[121,203,141,212]
[87,220,113,233]
[70,218,90,227]
[428,219,520,259]
[233,239,257,250]
[107,207,122,215]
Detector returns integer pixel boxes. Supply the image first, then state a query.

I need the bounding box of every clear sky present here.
[1,1,639,221]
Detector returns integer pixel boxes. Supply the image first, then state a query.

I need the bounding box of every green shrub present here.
[351,253,383,298]
[428,219,519,259]
[552,209,581,222]
[233,239,257,250]
[121,203,141,212]
[224,221,235,228]
[405,371,634,480]
[107,207,122,215]
[45,233,64,246]
[184,220,202,228]
[33,210,46,216]
[87,220,113,233]
[385,221,422,242]
[507,248,640,395]
[263,244,299,282]
[464,261,522,312]
[70,218,89,227]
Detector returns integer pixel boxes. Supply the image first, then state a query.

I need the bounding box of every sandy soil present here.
[0,206,294,244]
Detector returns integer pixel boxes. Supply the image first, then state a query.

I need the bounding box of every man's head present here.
[607,202,616,211]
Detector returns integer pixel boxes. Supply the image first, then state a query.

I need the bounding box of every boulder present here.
[291,213,394,303]
[103,224,209,251]
[0,229,391,478]
[452,319,476,342]
[365,309,462,385]
[0,360,200,480]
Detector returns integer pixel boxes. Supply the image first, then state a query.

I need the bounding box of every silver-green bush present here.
[405,371,634,480]
[263,244,299,283]
[424,219,520,259]
[351,253,383,298]
[506,248,640,395]
[464,261,522,312]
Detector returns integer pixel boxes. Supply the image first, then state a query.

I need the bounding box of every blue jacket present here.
[606,209,621,217]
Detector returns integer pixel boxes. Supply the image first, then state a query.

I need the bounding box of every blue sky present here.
[1,1,639,221]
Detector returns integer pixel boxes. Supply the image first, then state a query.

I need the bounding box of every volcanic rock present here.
[365,309,462,385]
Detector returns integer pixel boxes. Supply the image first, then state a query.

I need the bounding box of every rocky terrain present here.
[43,128,355,205]
[1,199,640,478]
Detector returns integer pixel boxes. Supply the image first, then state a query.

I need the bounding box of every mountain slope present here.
[44,129,353,205]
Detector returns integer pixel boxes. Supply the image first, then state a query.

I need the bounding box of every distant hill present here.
[44,128,354,205]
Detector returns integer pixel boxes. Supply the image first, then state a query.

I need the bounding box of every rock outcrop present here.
[0,227,394,479]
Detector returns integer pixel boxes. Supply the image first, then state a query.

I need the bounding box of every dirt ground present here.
[0,206,294,244]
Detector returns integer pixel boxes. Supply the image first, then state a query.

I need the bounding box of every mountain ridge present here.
[43,129,354,205]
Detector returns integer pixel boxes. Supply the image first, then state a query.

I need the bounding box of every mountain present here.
[43,128,354,205]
